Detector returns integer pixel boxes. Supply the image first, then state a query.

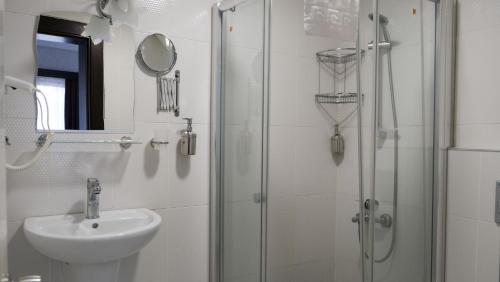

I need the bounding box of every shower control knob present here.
[378,214,393,228]
[351,213,360,223]
[364,199,379,210]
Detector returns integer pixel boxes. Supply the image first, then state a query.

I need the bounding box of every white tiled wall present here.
[446,150,500,282]
[4,0,214,281]
[455,0,500,149]
[446,0,500,281]
[267,0,345,281]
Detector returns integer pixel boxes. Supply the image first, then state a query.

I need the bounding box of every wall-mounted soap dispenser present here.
[180,118,196,156]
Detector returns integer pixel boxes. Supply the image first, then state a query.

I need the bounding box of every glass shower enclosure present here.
[210,0,452,281]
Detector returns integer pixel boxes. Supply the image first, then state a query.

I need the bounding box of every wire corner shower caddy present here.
[315,47,365,105]
[314,47,364,160]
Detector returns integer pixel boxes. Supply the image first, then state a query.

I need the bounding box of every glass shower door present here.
[218,0,266,281]
[359,0,436,281]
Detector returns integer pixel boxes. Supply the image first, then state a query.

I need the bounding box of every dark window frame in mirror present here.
[37,15,104,130]
[38,69,80,129]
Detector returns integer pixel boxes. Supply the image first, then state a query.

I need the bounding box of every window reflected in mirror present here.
[36,16,104,130]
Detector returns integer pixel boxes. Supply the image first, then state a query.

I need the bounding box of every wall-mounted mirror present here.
[136,33,177,77]
[35,13,136,132]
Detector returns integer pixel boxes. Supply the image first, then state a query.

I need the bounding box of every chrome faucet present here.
[86,178,101,219]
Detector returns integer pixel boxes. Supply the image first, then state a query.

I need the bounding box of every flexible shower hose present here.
[357,23,398,264]
[5,89,54,171]
[373,24,398,263]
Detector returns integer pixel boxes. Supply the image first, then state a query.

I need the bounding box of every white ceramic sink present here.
[24,208,162,264]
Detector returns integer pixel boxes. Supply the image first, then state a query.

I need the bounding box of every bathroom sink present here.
[24,208,162,264]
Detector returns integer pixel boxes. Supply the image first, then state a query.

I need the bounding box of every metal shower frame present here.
[210,0,271,281]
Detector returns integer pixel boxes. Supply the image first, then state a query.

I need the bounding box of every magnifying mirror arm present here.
[174,70,180,117]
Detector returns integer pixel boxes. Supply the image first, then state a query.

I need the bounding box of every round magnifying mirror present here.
[136,33,177,76]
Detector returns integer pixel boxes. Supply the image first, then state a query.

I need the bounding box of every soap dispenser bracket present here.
[180,118,197,156]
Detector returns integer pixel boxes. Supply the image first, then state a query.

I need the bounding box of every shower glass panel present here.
[218,0,266,281]
[360,0,437,281]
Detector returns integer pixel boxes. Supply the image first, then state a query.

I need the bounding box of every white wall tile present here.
[293,126,336,196]
[294,58,324,127]
[267,266,295,282]
[137,0,215,43]
[476,222,500,282]
[269,0,300,55]
[457,0,500,34]
[267,196,295,269]
[454,0,500,148]
[269,52,297,126]
[4,12,36,82]
[456,26,500,126]
[268,125,295,199]
[447,150,481,219]
[478,152,500,223]
[456,124,500,150]
[45,0,95,14]
[113,122,169,210]
[165,206,209,282]
[447,150,500,282]
[293,260,334,282]
[7,152,51,221]
[294,194,335,263]
[445,215,477,282]
[5,0,48,16]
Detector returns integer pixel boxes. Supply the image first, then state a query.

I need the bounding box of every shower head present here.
[368,13,389,25]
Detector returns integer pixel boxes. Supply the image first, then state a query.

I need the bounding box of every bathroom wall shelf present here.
[315,93,361,104]
[36,135,141,150]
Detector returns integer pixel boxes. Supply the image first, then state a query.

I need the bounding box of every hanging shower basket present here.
[315,47,364,105]
[315,47,364,162]
[316,48,361,65]
[315,92,359,104]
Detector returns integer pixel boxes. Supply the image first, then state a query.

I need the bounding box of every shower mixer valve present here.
[352,212,392,228]
[352,199,392,228]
